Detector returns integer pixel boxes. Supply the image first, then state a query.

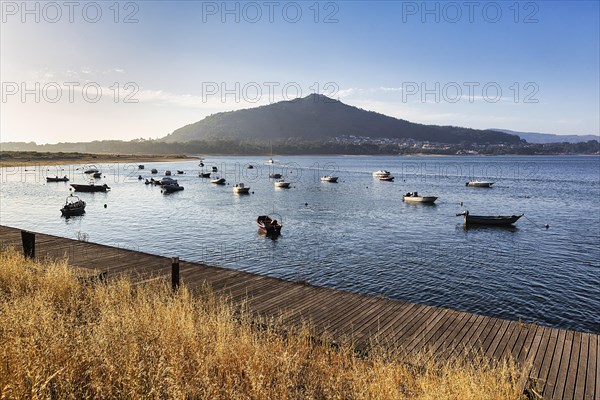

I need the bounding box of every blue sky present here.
[1,0,598,143]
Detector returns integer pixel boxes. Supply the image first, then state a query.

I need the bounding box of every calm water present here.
[1,155,599,333]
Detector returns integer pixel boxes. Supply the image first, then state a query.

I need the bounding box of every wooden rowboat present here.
[457,211,523,226]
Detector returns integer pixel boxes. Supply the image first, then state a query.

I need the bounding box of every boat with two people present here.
[402,192,438,203]
[60,195,86,217]
[457,210,523,226]
[257,215,282,235]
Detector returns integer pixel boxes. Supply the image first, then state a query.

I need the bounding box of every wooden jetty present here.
[0,225,597,400]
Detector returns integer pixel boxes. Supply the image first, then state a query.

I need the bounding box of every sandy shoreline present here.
[0,151,197,168]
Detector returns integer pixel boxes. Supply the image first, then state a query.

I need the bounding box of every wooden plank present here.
[543,329,569,398]
[551,329,574,399]
[562,331,582,400]
[402,307,449,355]
[591,333,599,400]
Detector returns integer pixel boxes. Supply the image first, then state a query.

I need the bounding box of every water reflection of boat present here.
[60,195,86,216]
[457,210,523,226]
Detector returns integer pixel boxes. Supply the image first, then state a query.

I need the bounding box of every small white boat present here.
[378,175,394,182]
[321,176,338,183]
[372,170,391,177]
[233,183,250,194]
[466,181,494,187]
[211,177,226,185]
[402,192,437,203]
[274,179,291,188]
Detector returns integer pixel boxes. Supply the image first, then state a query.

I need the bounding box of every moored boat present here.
[269,173,282,179]
[466,181,494,187]
[257,215,282,234]
[60,195,86,216]
[402,192,437,203]
[457,210,523,226]
[138,165,144,170]
[160,177,178,186]
[46,175,69,182]
[378,175,394,181]
[199,172,211,178]
[165,170,172,176]
[84,168,99,174]
[320,176,338,183]
[372,170,391,177]
[233,183,250,194]
[151,169,158,174]
[274,179,291,188]
[70,183,110,192]
[163,182,184,193]
[92,172,102,178]
[211,177,226,185]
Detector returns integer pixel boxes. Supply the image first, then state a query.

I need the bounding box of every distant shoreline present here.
[0,151,195,168]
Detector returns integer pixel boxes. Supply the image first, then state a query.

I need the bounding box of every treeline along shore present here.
[1,137,599,158]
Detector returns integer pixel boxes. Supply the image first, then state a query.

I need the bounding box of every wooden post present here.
[171,256,180,291]
[21,230,35,259]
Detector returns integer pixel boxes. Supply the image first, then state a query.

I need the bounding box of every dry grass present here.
[0,248,526,399]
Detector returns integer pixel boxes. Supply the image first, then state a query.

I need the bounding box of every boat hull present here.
[464,214,523,226]
[70,184,110,192]
[466,181,494,187]
[403,196,437,203]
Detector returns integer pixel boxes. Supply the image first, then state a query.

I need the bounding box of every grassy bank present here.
[0,248,525,399]
[0,151,192,167]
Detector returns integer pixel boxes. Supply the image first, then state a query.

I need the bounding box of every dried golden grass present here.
[0,247,526,399]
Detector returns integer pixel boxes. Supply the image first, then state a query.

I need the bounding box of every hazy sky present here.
[1,1,598,143]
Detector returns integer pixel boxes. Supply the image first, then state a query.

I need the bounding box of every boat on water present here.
[60,195,86,217]
[457,210,523,226]
[92,172,102,178]
[466,181,494,187]
[232,183,250,194]
[266,142,275,164]
[151,169,158,174]
[321,176,338,183]
[378,175,395,182]
[176,170,185,175]
[165,170,172,176]
[372,170,391,177]
[70,183,110,192]
[257,215,282,235]
[46,175,69,182]
[274,179,291,188]
[163,182,184,193]
[84,168,99,174]
[212,166,218,172]
[138,165,144,170]
[269,173,282,179]
[247,165,254,169]
[211,177,226,185]
[199,172,211,178]
[160,177,178,185]
[402,192,437,203]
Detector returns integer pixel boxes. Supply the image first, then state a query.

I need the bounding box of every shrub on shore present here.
[0,248,525,399]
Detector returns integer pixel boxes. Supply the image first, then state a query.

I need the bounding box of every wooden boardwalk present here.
[0,225,597,400]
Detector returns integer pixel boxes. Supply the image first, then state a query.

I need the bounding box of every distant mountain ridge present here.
[491,129,599,144]
[162,94,520,144]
